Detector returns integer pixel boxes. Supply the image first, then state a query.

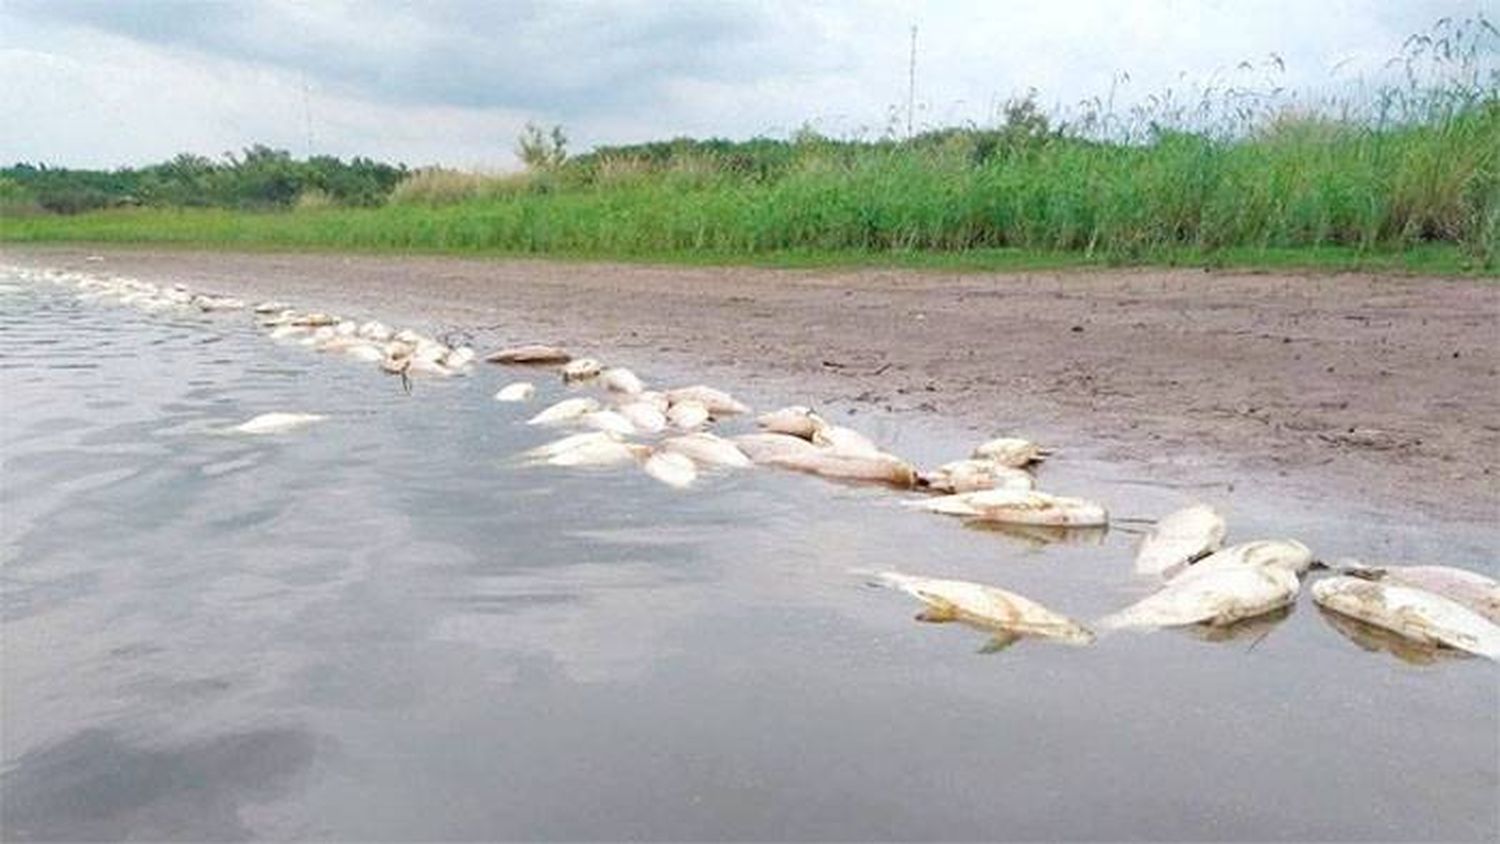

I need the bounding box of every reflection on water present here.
[1316,606,1469,666]
[1,269,1497,841]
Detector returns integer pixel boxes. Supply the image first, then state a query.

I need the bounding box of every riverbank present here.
[6,245,1497,523]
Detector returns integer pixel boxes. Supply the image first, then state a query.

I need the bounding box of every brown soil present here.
[8,246,1498,522]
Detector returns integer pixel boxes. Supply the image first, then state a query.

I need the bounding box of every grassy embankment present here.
[5,29,1497,276]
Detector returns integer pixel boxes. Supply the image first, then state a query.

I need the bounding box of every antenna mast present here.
[907,25,917,138]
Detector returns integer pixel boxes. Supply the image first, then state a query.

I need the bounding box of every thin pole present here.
[907,25,917,138]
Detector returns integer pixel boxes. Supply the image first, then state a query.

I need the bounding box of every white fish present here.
[561,357,603,382]
[1135,504,1228,578]
[732,432,821,463]
[580,410,638,437]
[343,344,386,363]
[494,382,536,402]
[643,451,698,488]
[546,437,642,468]
[756,406,827,440]
[412,339,450,363]
[357,321,394,341]
[527,397,601,425]
[666,400,710,430]
[300,326,336,347]
[1178,539,1313,579]
[666,385,749,415]
[634,391,671,413]
[812,425,882,457]
[521,431,620,461]
[918,459,1035,494]
[253,301,290,314]
[334,320,359,337]
[909,489,1108,527]
[486,344,572,364]
[230,412,325,435]
[393,328,425,344]
[661,433,753,468]
[1312,576,1500,659]
[267,324,306,341]
[291,313,339,328]
[1101,565,1300,629]
[971,437,1050,468]
[863,570,1095,646]
[616,400,668,434]
[599,367,646,395]
[443,346,476,369]
[766,450,918,488]
[405,357,454,378]
[1339,563,1500,625]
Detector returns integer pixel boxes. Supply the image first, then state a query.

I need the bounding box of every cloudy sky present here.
[0,0,1488,169]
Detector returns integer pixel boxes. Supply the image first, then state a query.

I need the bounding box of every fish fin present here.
[977,632,1023,653]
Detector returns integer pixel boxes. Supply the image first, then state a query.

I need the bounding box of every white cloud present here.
[1,0,1490,168]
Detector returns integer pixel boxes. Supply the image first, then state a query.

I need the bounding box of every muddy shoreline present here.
[7,245,1497,523]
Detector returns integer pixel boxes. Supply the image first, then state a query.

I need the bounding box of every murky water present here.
[1,268,1496,841]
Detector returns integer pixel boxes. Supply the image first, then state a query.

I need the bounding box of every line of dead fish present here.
[17,263,1497,662]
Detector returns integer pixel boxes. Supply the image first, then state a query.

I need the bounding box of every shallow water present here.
[1,268,1496,841]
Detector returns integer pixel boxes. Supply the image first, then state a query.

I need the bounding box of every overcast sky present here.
[0,0,1489,169]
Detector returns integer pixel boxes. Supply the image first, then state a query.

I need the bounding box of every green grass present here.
[5,87,1497,277]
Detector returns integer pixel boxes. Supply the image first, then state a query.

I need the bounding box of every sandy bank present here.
[7,245,1497,523]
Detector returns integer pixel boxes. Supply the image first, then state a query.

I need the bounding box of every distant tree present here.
[516,123,568,171]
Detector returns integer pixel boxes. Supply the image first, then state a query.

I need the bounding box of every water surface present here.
[1,269,1495,841]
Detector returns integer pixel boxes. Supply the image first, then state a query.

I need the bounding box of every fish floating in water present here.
[561,357,603,382]
[1178,539,1313,579]
[1101,564,1301,630]
[661,432,753,468]
[665,385,749,416]
[756,406,827,440]
[918,459,1036,494]
[1134,504,1228,578]
[642,450,697,488]
[767,450,919,488]
[527,397,600,425]
[494,382,536,402]
[971,437,1051,468]
[1312,576,1500,660]
[1338,562,1499,624]
[230,412,325,435]
[665,399,710,431]
[861,570,1095,648]
[811,425,882,457]
[599,367,646,395]
[486,344,572,364]
[910,489,1108,527]
[731,432,821,463]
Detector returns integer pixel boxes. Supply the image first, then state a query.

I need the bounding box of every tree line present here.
[1,145,407,215]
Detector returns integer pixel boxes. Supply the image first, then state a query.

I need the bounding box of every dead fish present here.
[561,357,603,382]
[192,294,246,312]
[756,406,827,440]
[666,385,749,415]
[812,425,882,457]
[334,320,358,337]
[1135,504,1228,578]
[971,437,1051,468]
[1101,565,1300,630]
[521,431,620,461]
[666,399,710,430]
[642,450,697,488]
[661,432,753,468]
[393,328,425,345]
[230,412,325,435]
[862,570,1095,647]
[918,459,1036,494]
[527,397,601,425]
[1341,563,1499,624]
[599,367,645,395]
[486,344,572,364]
[443,347,476,369]
[909,489,1108,527]
[1178,539,1313,579]
[634,391,671,413]
[267,324,306,341]
[1316,605,1459,666]
[580,410,638,436]
[616,400,668,433]
[405,357,455,378]
[357,320,394,341]
[494,382,536,402]
[731,432,821,464]
[252,301,290,314]
[766,450,918,488]
[343,344,386,364]
[546,437,643,468]
[290,312,339,328]
[1311,576,1500,659]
